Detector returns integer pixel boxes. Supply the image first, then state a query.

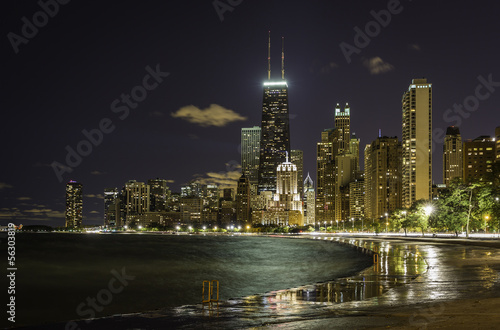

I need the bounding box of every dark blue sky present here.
[2,0,500,226]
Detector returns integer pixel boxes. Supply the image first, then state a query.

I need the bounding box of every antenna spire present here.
[285,151,289,163]
[267,31,271,80]
[281,37,285,80]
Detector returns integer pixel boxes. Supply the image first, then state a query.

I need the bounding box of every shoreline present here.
[16,234,500,329]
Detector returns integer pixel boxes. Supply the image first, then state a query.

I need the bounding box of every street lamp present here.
[324,221,327,232]
[336,220,339,230]
[402,211,407,236]
[351,218,355,231]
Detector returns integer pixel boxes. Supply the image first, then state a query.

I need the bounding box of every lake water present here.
[11,233,372,327]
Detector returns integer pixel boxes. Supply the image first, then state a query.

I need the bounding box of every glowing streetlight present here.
[423,205,433,216]
[138,225,142,230]
[202,226,206,230]
[176,226,180,230]
[188,226,192,231]
[214,226,218,231]
[124,225,128,230]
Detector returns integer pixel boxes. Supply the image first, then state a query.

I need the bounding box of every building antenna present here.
[267,31,271,80]
[285,151,289,163]
[281,37,285,80]
[379,129,382,138]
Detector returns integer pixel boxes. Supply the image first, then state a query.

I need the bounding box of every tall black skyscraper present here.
[258,33,291,193]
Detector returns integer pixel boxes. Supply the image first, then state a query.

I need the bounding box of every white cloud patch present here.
[90,211,99,214]
[363,57,395,75]
[85,194,104,199]
[0,182,13,190]
[91,170,106,175]
[194,171,241,190]
[409,43,421,51]
[320,62,338,74]
[17,197,32,201]
[171,104,247,127]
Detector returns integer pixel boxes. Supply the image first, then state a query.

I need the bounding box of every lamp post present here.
[402,211,407,236]
[385,213,388,233]
[336,220,339,230]
[423,205,434,237]
[342,220,345,232]
[351,218,355,231]
[324,221,327,232]
[466,188,474,238]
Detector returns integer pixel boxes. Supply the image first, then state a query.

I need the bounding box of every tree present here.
[390,209,411,236]
[435,180,470,236]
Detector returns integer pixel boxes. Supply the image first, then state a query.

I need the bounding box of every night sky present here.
[2,0,500,226]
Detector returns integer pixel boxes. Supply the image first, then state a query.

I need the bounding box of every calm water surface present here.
[13,233,372,327]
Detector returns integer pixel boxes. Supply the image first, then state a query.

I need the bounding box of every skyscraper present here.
[335,103,351,154]
[316,128,336,222]
[364,137,402,220]
[104,187,119,226]
[304,173,315,225]
[148,178,170,212]
[463,136,496,183]
[236,174,251,224]
[241,126,261,189]
[402,78,432,208]
[443,127,463,186]
[291,149,303,198]
[65,180,83,228]
[124,180,150,219]
[258,33,291,193]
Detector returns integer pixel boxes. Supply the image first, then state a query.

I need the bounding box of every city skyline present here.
[2,1,500,226]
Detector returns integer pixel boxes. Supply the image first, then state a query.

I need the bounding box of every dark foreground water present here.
[10,233,372,327]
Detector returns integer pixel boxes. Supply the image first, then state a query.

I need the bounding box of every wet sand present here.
[20,235,500,329]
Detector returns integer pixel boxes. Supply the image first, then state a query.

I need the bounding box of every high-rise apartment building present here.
[236,174,251,224]
[65,180,83,228]
[402,78,432,208]
[335,103,351,154]
[443,127,463,186]
[124,180,150,216]
[241,126,261,188]
[291,149,303,198]
[258,33,291,193]
[364,137,402,220]
[316,128,336,222]
[463,136,496,183]
[303,173,315,225]
[148,178,170,212]
[349,178,365,220]
[104,187,119,226]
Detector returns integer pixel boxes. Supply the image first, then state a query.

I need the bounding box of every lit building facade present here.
[349,178,365,220]
[402,78,432,208]
[65,180,83,228]
[303,173,315,225]
[258,34,291,193]
[463,136,496,183]
[241,126,261,189]
[124,180,150,225]
[443,126,463,186]
[104,187,119,227]
[291,149,303,198]
[148,178,170,212]
[364,137,402,220]
[316,128,336,222]
[496,126,500,163]
[236,174,251,224]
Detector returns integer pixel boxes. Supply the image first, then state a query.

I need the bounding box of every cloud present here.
[149,111,164,117]
[319,62,338,74]
[91,170,106,175]
[17,197,32,201]
[171,104,247,127]
[0,182,13,190]
[363,57,395,75]
[409,43,421,51]
[194,171,241,190]
[90,211,99,214]
[85,194,104,199]
[166,179,175,183]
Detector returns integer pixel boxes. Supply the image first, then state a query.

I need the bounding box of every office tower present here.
[350,133,360,171]
[104,187,119,226]
[241,126,261,189]
[496,126,500,162]
[223,188,234,201]
[65,180,83,228]
[258,33,291,193]
[148,178,170,212]
[124,180,150,217]
[364,137,402,220]
[335,103,351,154]
[303,173,315,225]
[349,178,365,220]
[236,174,251,223]
[334,153,356,221]
[291,150,303,198]
[181,181,202,198]
[443,127,463,186]
[463,136,496,183]
[316,128,336,222]
[402,78,432,208]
